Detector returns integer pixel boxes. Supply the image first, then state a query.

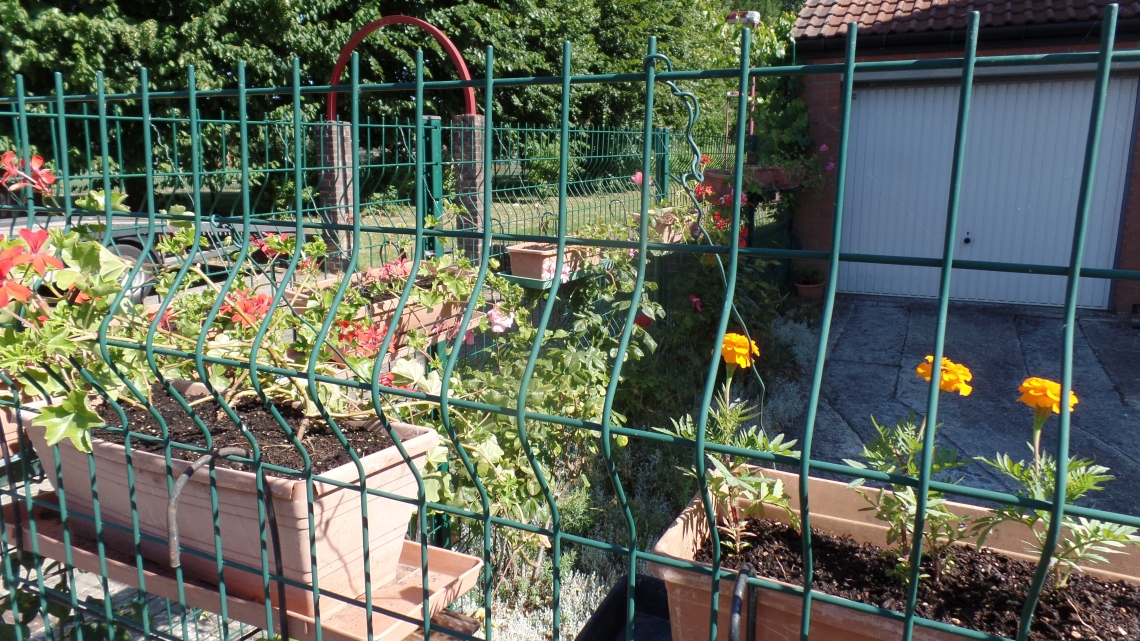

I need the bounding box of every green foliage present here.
[974,447,1140,588]
[621,251,782,423]
[33,390,101,452]
[844,415,971,584]
[659,383,799,555]
[73,190,130,213]
[0,0,790,133]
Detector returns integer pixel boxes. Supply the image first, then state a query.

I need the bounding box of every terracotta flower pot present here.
[22,393,440,619]
[794,282,824,301]
[649,467,1140,641]
[505,242,600,281]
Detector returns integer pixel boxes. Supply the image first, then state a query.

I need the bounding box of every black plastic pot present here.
[575,573,672,641]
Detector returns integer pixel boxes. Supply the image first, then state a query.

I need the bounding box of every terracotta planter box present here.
[633,208,688,245]
[4,493,482,641]
[0,402,31,456]
[285,271,477,341]
[506,242,601,281]
[703,167,795,198]
[22,396,440,619]
[649,467,1140,641]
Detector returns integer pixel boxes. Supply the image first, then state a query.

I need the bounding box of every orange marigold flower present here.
[721,332,759,370]
[1018,377,1077,415]
[916,356,973,397]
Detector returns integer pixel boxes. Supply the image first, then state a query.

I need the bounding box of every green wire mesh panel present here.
[0,9,1139,641]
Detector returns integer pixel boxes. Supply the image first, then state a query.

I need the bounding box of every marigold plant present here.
[975,377,1139,588]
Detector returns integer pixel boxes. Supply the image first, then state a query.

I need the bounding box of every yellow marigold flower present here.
[916,356,973,397]
[721,332,760,370]
[1018,377,1078,415]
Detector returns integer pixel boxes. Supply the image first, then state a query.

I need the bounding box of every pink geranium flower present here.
[488,306,514,333]
[689,295,703,312]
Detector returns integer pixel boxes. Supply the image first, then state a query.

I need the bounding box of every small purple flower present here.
[819,144,829,152]
[825,161,836,171]
[689,295,703,312]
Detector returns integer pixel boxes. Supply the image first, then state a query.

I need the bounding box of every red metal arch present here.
[327,15,477,122]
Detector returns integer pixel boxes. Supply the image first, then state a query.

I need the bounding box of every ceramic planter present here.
[22,397,441,619]
[794,282,824,301]
[649,467,1140,641]
[505,242,600,281]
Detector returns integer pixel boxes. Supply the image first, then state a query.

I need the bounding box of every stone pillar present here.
[318,122,355,272]
[451,114,485,260]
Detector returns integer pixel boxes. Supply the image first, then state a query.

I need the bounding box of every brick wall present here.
[796,40,1140,314]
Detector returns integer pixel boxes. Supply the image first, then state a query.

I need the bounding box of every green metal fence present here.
[0,7,1138,641]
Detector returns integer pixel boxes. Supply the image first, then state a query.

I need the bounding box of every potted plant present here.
[285,252,487,343]
[650,354,1140,640]
[0,186,489,617]
[791,266,825,301]
[505,242,600,282]
[630,206,692,245]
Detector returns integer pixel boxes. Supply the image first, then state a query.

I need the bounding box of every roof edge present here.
[794,18,1140,57]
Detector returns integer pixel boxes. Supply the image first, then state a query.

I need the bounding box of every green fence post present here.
[425,115,444,259]
[654,126,669,203]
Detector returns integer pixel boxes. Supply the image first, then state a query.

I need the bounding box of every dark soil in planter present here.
[695,519,1140,640]
[93,384,395,477]
[359,275,434,307]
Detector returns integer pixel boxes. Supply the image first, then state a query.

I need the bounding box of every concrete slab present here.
[794,295,1140,516]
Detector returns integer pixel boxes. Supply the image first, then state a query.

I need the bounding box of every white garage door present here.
[838,77,1138,308]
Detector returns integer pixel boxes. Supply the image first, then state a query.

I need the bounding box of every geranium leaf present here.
[31,390,99,453]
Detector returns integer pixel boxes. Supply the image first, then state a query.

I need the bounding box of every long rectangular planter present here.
[4,493,482,641]
[284,271,478,342]
[505,242,601,281]
[23,399,440,619]
[649,467,1140,641]
[0,403,27,456]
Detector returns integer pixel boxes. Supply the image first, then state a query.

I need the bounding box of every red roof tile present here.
[794,0,1138,39]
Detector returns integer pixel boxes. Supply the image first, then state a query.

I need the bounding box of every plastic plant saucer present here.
[3,493,481,641]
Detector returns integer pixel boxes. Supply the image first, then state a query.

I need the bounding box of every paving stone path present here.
[785,295,1140,516]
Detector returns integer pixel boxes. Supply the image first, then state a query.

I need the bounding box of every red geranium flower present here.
[336,320,393,358]
[150,307,176,332]
[0,244,32,308]
[633,314,652,329]
[18,229,63,276]
[219,289,273,327]
[2,152,56,193]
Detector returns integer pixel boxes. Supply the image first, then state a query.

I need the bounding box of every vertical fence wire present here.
[902,12,980,640]
[1017,7,1118,641]
[796,22,856,641]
